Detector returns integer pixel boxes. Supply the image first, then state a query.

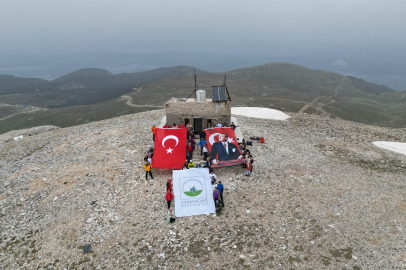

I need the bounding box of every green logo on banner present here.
[182,179,203,197]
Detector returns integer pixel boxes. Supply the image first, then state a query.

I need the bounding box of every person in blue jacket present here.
[217,181,224,205]
[197,138,207,156]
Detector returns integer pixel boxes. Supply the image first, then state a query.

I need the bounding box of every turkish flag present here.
[152,128,187,169]
[205,127,244,167]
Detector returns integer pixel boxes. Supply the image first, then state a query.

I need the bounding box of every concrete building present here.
[165,96,231,134]
[165,84,233,134]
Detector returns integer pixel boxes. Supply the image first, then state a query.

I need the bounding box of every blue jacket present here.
[198,140,207,147]
[217,183,224,193]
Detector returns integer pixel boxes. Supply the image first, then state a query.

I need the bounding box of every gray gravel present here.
[1,109,405,269]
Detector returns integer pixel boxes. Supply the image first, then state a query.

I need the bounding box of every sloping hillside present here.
[1,110,405,269]
[53,68,114,83]
[0,66,206,109]
[228,62,395,97]
[0,75,48,95]
[1,63,404,135]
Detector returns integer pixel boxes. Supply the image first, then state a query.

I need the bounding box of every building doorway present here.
[207,119,212,128]
[194,118,203,134]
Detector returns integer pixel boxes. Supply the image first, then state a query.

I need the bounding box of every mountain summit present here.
[53,68,114,83]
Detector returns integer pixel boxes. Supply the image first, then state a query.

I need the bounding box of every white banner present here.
[172,168,216,218]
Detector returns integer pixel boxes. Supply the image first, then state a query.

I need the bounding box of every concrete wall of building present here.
[165,100,231,130]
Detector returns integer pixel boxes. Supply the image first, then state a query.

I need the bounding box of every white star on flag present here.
[227,138,234,143]
[166,147,173,153]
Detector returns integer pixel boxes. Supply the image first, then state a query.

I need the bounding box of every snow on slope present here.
[373,141,406,156]
[231,107,290,120]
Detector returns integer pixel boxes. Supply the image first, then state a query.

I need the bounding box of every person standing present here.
[148,147,154,158]
[187,143,193,160]
[200,130,206,140]
[203,144,208,161]
[167,208,175,223]
[230,122,236,130]
[198,138,207,156]
[166,189,174,209]
[179,122,185,128]
[217,181,224,203]
[166,179,172,191]
[163,123,170,128]
[205,156,212,169]
[216,121,223,127]
[249,154,254,173]
[245,158,251,176]
[144,161,153,179]
[209,170,216,180]
[213,186,224,209]
[151,124,156,142]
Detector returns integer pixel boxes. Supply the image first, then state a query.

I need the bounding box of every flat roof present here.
[166,97,213,104]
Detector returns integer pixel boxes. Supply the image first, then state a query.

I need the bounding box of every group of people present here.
[164,168,226,224]
[147,120,253,222]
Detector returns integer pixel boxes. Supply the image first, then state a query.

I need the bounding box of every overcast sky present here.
[1,0,405,54]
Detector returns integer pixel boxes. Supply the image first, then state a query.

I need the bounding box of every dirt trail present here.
[334,77,346,97]
[0,107,46,121]
[116,95,163,108]
[298,96,322,114]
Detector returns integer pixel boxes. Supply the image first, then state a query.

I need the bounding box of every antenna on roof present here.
[224,74,226,85]
[185,68,198,101]
[194,68,198,92]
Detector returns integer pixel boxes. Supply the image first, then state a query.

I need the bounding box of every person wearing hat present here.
[151,124,156,141]
[187,160,195,169]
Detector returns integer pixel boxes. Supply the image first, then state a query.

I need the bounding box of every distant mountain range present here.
[1,47,406,90]
[0,62,405,135]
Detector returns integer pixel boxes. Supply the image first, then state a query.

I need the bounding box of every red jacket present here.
[179,124,185,128]
[166,180,172,191]
[163,124,170,128]
[166,192,174,202]
[246,160,252,171]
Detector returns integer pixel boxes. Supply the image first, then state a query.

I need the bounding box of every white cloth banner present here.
[172,168,216,217]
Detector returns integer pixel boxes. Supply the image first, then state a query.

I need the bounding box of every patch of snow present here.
[373,141,406,156]
[231,107,290,120]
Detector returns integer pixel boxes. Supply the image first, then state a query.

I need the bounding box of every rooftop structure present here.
[165,96,231,134]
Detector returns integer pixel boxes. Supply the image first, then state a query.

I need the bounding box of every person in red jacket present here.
[179,121,185,128]
[166,189,175,209]
[166,179,172,191]
[163,123,170,128]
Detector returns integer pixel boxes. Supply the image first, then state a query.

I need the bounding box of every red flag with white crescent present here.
[204,127,244,167]
[152,128,187,169]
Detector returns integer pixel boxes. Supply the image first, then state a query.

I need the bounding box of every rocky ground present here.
[1,109,406,270]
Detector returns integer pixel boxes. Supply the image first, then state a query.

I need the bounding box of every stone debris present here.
[0,110,405,269]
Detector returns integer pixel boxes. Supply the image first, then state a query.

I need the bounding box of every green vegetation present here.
[1,62,405,135]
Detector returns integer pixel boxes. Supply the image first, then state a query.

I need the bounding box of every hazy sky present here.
[1,0,405,54]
